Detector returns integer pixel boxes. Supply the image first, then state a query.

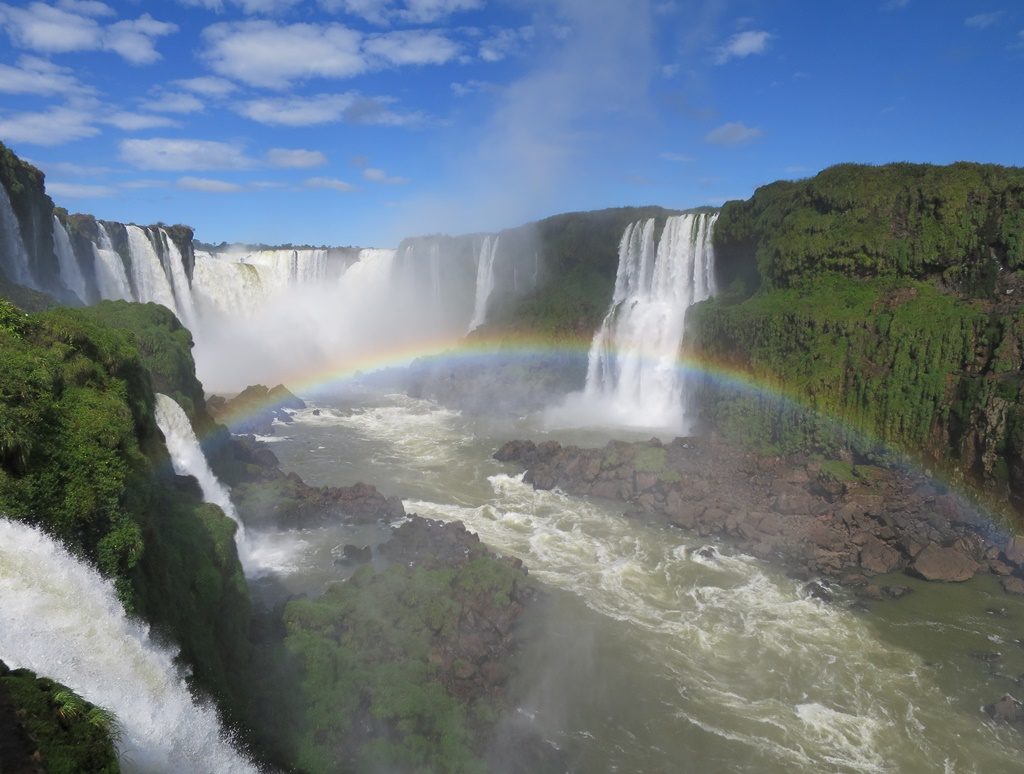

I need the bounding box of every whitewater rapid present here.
[0,519,258,773]
[268,394,1023,773]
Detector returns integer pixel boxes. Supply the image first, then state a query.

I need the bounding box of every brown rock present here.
[1004,535,1024,566]
[908,543,979,582]
[859,537,902,574]
[1001,576,1024,595]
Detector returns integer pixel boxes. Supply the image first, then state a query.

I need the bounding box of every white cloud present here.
[178,0,303,13]
[305,176,355,192]
[120,179,169,189]
[40,160,110,176]
[0,105,98,145]
[57,0,113,16]
[714,29,771,64]
[478,26,534,62]
[236,93,357,125]
[705,121,763,145]
[104,15,178,64]
[965,12,1001,29]
[451,79,499,96]
[202,21,366,88]
[177,176,243,192]
[174,76,236,97]
[364,29,460,66]
[0,55,85,95]
[320,0,481,25]
[140,92,204,114]
[267,147,327,168]
[660,152,694,162]
[363,167,409,184]
[101,112,179,130]
[120,137,255,170]
[47,181,115,197]
[235,92,421,127]
[0,4,177,64]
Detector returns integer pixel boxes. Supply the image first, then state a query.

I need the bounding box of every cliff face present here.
[689,163,1024,517]
[0,144,59,292]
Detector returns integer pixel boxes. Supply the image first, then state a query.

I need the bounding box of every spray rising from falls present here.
[0,519,257,773]
[554,212,717,432]
[154,394,249,570]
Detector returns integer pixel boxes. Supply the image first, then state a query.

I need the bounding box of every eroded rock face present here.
[207,384,305,436]
[494,437,1021,589]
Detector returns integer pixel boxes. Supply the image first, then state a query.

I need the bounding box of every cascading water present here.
[93,223,134,302]
[0,518,257,772]
[159,231,198,329]
[52,216,87,303]
[555,212,717,432]
[154,394,250,571]
[467,235,500,332]
[0,183,36,288]
[125,225,179,314]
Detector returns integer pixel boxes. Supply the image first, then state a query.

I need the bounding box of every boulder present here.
[908,543,979,582]
[985,695,1024,724]
[1004,535,1024,567]
[1001,576,1024,595]
[859,536,903,574]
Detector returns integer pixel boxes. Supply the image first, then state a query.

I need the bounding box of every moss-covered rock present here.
[0,661,120,773]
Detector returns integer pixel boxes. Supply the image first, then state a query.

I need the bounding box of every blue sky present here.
[0,0,1021,247]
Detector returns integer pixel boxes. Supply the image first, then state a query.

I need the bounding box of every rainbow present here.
[201,330,1024,534]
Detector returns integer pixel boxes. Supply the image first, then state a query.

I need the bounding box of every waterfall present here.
[0,518,257,772]
[559,212,717,432]
[467,235,500,332]
[0,183,36,288]
[159,231,198,329]
[125,225,180,315]
[154,394,249,568]
[52,215,87,303]
[93,224,133,301]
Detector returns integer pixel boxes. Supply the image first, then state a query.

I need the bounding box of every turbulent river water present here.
[251,390,1024,773]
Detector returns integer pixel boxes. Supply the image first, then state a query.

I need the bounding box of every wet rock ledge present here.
[495,437,1024,591]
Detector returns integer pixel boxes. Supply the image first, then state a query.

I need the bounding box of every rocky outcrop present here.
[208,384,305,436]
[222,436,405,528]
[495,436,1024,589]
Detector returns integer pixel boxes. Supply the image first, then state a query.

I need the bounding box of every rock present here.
[908,543,979,582]
[1004,535,1024,567]
[312,408,321,416]
[859,536,903,574]
[881,585,913,600]
[970,650,1003,664]
[1002,576,1024,595]
[339,544,372,564]
[985,695,1024,724]
[695,545,717,561]
[986,607,1010,618]
[802,580,834,603]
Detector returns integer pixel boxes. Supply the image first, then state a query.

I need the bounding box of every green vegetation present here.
[715,162,1024,292]
[633,446,667,473]
[0,299,254,726]
[691,163,1024,517]
[0,663,120,773]
[280,556,525,773]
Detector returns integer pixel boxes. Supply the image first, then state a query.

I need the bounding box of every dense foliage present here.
[715,162,1024,291]
[0,662,120,773]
